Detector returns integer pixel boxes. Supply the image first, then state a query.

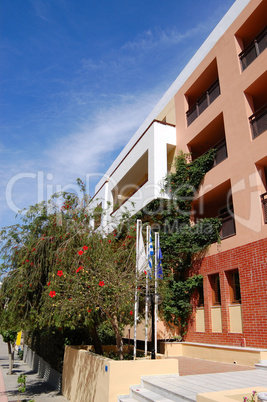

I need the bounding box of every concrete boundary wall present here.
[23,345,62,392]
[62,345,179,402]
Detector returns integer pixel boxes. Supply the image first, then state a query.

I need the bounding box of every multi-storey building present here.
[92,0,267,348]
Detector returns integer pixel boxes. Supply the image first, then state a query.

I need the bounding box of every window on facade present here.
[197,285,204,307]
[210,273,221,305]
[228,269,241,304]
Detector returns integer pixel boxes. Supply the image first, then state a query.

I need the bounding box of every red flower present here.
[49,291,56,298]
[29,284,32,287]
[32,248,36,251]
[87,309,92,313]
[83,246,88,251]
[47,281,51,286]
[78,250,84,255]
[108,240,111,243]
[144,271,147,275]
[26,259,29,262]
[57,270,63,277]
[76,266,83,273]
[99,281,105,287]
[130,311,133,316]
[19,284,22,288]
[31,262,34,266]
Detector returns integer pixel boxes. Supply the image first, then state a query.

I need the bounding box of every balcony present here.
[249,105,267,139]
[186,79,220,126]
[239,26,267,71]
[91,120,176,229]
[261,192,267,224]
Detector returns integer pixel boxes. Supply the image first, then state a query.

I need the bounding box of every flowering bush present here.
[0,180,146,359]
[244,391,257,402]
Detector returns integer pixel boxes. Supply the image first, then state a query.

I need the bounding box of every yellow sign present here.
[16,331,22,346]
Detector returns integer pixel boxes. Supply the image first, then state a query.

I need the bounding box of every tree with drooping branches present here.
[0,180,146,360]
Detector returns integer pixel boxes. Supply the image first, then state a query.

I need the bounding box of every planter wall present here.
[62,345,179,402]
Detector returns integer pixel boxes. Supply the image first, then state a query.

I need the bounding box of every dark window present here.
[261,192,267,224]
[228,270,241,304]
[210,274,221,305]
[198,285,204,307]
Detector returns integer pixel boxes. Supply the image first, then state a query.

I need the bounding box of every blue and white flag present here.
[148,229,154,275]
[157,237,163,279]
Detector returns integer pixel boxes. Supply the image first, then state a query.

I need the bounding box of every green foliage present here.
[24,327,93,372]
[17,349,24,360]
[17,374,26,394]
[139,150,221,335]
[0,179,146,359]
[0,329,17,344]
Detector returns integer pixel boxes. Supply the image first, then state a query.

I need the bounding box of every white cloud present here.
[46,88,161,180]
[122,23,208,51]
[0,86,163,228]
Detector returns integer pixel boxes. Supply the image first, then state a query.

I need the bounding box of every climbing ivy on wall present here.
[138,149,222,335]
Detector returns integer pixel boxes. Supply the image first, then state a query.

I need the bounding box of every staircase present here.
[255,360,267,370]
[118,374,196,402]
[118,369,267,402]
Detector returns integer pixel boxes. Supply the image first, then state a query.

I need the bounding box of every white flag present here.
[137,225,147,275]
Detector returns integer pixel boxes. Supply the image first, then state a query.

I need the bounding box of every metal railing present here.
[239,26,267,71]
[186,79,220,126]
[219,210,236,239]
[249,105,267,139]
[261,192,267,224]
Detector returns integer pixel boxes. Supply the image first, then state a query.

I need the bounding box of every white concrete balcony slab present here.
[91,120,176,231]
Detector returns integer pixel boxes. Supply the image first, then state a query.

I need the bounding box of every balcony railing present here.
[249,105,267,139]
[219,210,236,239]
[213,139,227,167]
[194,139,227,172]
[186,79,220,126]
[239,26,267,71]
[261,192,267,224]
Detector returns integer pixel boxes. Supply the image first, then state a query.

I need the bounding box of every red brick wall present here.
[184,237,267,348]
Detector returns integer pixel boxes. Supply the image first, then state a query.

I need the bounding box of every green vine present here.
[139,149,221,335]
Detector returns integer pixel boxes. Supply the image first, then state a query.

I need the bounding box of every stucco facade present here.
[92,0,267,348]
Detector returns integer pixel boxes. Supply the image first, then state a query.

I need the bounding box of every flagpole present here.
[154,232,159,356]
[145,225,149,357]
[134,219,141,359]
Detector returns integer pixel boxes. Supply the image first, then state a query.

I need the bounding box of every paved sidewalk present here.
[0,337,68,402]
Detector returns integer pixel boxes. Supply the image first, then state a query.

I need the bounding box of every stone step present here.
[255,363,267,370]
[141,376,195,402]
[118,396,137,402]
[131,385,175,401]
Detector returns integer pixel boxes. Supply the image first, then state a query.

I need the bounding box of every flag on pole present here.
[137,224,147,275]
[148,229,154,276]
[157,236,163,279]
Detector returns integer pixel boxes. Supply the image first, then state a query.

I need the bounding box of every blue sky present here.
[0,0,236,229]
